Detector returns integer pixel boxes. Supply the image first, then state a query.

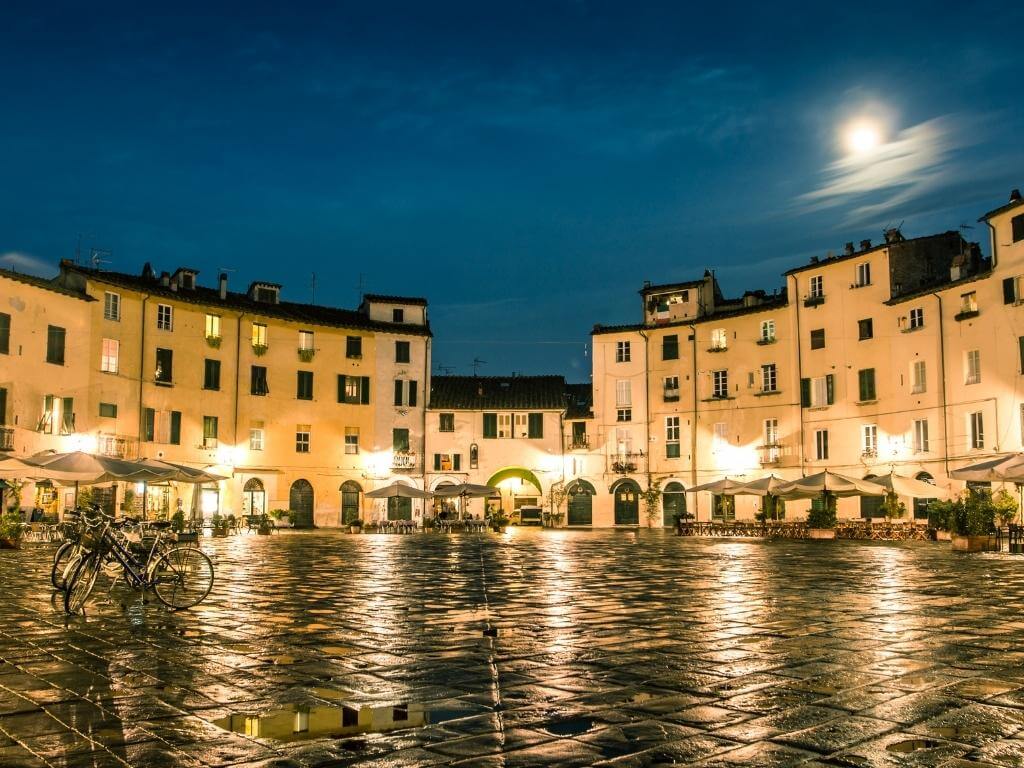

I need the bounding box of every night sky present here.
[2,2,1022,380]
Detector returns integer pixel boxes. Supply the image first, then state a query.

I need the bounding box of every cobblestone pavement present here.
[3,530,1024,767]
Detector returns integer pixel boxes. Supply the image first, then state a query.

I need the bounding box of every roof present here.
[563,383,594,419]
[430,375,568,410]
[979,194,1024,222]
[0,267,95,301]
[362,293,428,306]
[593,294,787,335]
[60,262,431,337]
[783,231,963,277]
[884,268,993,306]
[591,323,644,336]
[640,278,707,295]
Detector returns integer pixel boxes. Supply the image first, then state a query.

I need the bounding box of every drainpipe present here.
[687,322,698,519]
[790,275,805,473]
[639,329,651,490]
[233,313,245,449]
[422,335,430,509]
[137,296,149,444]
[930,293,950,478]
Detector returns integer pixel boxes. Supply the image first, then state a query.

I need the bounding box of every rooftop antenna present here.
[436,363,455,375]
[89,248,112,269]
[75,233,96,264]
[471,357,487,376]
[357,273,365,303]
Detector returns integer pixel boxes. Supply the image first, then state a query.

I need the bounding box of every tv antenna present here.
[436,363,455,375]
[89,248,112,269]
[471,357,487,376]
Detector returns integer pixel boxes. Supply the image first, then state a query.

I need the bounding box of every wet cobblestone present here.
[2,529,1024,766]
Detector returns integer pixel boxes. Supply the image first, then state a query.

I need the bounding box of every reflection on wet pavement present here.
[2,529,1024,766]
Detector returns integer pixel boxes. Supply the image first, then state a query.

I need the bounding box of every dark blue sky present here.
[2,2,1022,380]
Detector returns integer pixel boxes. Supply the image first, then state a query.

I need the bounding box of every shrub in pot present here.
[0,511,24,549]
[951,491,997,552]
[993,489,1019,529]
[269,509,289,527]
[927,499,955,540]
[210,513,228,537]
[348,519,364,534]
[806,494,837,539]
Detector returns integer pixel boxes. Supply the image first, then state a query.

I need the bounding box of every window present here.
[761,364,777,393]
[155,348,173,384]
[855,262,871,287]
[858,319,873,340]
[393,379,418,407]
[250,421,264,451]
[965,350,981,385]
[960,292,978,314]
[344,427,359,454]
[615,427,633,456]
[861,424,878,457]
[662,334,679,360]
[617,408,632,422]
[969,411,984,450]
[810,328,825,349]
[395,341,410,363]
[101,338,119,373]
[156,304,173,331]
[104,292,120,321]
[809,275,824,298]
[205,313,220,340]
[296,370,314,400]
[46,325,65,365]
[296,425,310,453]
[251,365,269,396]
[814,429,829,461]
[0,312,8,354]
[913,419,929,453]
[764,419,780,462]
[616,340,631,362]
[251,322,268,348]
[1020,337,1024,374]
[615,380,631,407]
[909,307,924,329]
[346,336,362,358]
[203,359,221,390]
[299,330,314,351]
[439,413,455,432]
[392,308,404,323]
[337,375,371,405]
[710,328,727,350]
[801,374,835,408]
[392,428,410,452]
[99,402,117,418]
[203,416,219,448]
[1013,213,1024,243]
[712,422,728,453]
[497,413,512,438]
[666,417,680,458]
[858,368,876,402]
[433,453,462,472]
[760,320,775,343]
[664,375,680,401]
[911,361,926,393]
[712,369,728,398]
[514,413,528,437]
[528,413,543,439]
[483,413,497,439]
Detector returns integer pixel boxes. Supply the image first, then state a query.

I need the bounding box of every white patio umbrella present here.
[433,482,500,519]
[728,475,791,497]
[950,454,1024,483]
[687,477,751,495]
[365,482,434,499]
[22,451,178,510]
[776,470,886,499]
[870,472,950,499]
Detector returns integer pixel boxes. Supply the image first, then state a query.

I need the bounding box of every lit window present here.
[251,322,268,348]
[205,314,221,340]
[344,427,359,454]
[296,425,311,453]
[103,292,120,321]
[299,330,314,351]
[156,304,173,331]
[249,421,264,451]
[710,328,727,350]
[101,338,119,373]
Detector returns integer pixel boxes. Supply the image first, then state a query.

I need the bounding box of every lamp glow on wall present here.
[216,445,240,466]
[73,434,98,454]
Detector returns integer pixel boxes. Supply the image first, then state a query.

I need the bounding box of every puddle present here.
[931,725,977,739]
[214,701,427,742]
[886,739,942,753]
[268,656,296,666]
[543,717,596,737]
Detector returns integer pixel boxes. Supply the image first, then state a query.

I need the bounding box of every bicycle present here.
[63,511,214,614]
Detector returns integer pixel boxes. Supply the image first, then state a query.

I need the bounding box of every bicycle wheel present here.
[51,542,75,590]
[151,547,214,609]
[64,552,101,614]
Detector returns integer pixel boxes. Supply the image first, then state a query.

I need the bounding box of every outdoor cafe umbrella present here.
[776,470,887,499]
[22,451,177,508]
[433,483,500,519]
[949,454,1024,483]
[870,471,950,499]
[686,477,751,495]
[725,475,790,497]
[365,482,434,499]
[132,457,230,519]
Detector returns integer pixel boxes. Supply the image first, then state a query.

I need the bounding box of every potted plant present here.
[927,499,955,541]
[210,513,229,537]
[881,493,906,520]
[951,491,997,552]
[269,509,289,528]
[993,488,1019,529]
[121,486,136,513]
[298,347,315,362]
[641,480,662,529]
[0,510,24,549]
[205,334,222,349]
[257,513,273,535]
[489,512,509,533]
[806,493,837,539]
[348,518,364,534]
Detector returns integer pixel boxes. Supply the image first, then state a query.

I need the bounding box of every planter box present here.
[808,528,836,540]
[0,537,21,550]
[951,534,998,552]
[349,526,362,534]
[174,532,199,543]
[935,530,952,541]
[256,527,272,536]
[212,530,228,538]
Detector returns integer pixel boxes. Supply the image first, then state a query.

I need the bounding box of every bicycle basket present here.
[81,528,103,550]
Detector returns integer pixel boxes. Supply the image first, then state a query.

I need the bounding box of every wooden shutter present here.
[394,380,403,406]
[528,413,543,439]
[1004,277,1016,304]
[0,313,9,355]
[1019,337,1024,374]
[483,413,497,438]
[337,374,346,403]
[825,374,835,405]
[61,397,75,433]
[170,411,181,445]
[143,408,155,442]
[360,376,370,404]
[0,387,6,424]
[453,454,461,471]
[1013,214,1024,243]
[433,454,441,471]
[409,380,418,407]
[800,378,811,408]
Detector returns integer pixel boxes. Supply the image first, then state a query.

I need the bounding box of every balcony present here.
[803,294,825,308]
[609,452,646,474]
[757,443,785,466]
[568,436,590,450]
[392,451,418,470]
[954,309,979,322]
[756,336,776,345]
[97,434,139,460]
[663,389,680,402]
[706,345,727,353]
[0,427,13,451]
[298,347,316,362]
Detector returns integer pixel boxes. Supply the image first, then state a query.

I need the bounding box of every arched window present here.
[913,472,936,519]
[566,480,595,526]
[340,481,361,525]
[662,482,687,526]
[860,474,884,519]
[243,477,266,517]
[289,479,314,528]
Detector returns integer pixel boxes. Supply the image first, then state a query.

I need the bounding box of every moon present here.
[844,120,883,156]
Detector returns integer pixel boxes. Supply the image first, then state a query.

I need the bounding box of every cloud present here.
[0,251,51,275]
[797,114,979,224]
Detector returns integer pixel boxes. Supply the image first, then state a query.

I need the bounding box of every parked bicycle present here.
[63,510,214,614]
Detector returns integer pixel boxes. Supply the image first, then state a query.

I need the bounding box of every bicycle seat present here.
[147,520,172,530]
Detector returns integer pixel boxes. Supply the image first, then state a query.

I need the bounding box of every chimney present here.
[159,271,170,287]
[859,239,872,251]
[843,242,855,256]
[1011,188,1022,203]
[219,273,228,300]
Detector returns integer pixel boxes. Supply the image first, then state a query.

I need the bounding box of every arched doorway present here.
[243,478,266,517]
[289,479,314,528]
[566,480,595,526]
[913,472,936,519]
[662,482,687,527]
[860,474,884,519]
[486,467,543,519]
[612,479,640,525]
[340,481,361,525]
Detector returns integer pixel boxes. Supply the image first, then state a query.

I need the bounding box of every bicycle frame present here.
[97,525,166,589]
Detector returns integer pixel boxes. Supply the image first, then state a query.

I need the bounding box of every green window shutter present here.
[170,411,181,445]
[483,413,497,438]
[409,380,418,407]
[453,454,461,471]
[825,374,835,405]
[61,397,74,433]
[859,369,876,401]
[0,387,6,423]
[528,412,543,439]
[1004,277,1016,304]
[360,376,370,404]
[1019,338,1024,374]
[800,378,811,408]
[143,408,155,442]
[393,428,409,452]
[337,374,346,403]
[433,454,441,471]
[0,312,9,354]
[394,380,403,406]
